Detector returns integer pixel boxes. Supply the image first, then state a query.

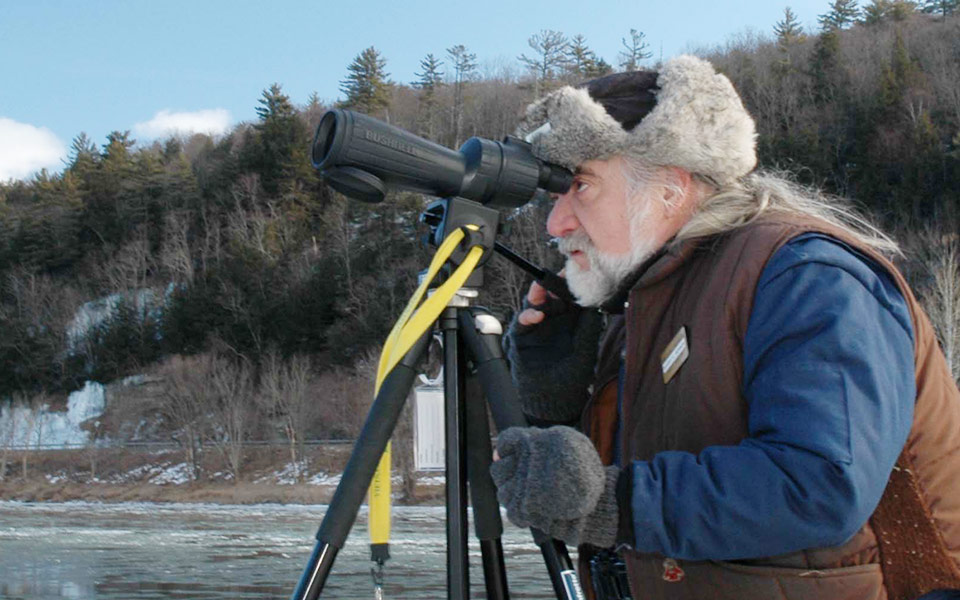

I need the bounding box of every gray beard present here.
[557,231,656,307]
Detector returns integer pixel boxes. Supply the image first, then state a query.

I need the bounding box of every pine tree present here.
[254,83,297,191]
[518,30,570,97]
[302,91,326,132]
[888,0,918,20]
[103,130,135,164]
[586,58,614,78]
[256,83,295,122]
[879,30,920,113]
[774,7,806,47]
[414,53,444,90]
[819,0,861,30]
[339,46,391,116]
[68,132,99,175]
[252,84,314,198]
[447,44,477,147]
[920,0,959,16]
[618,29,652,71]
[862,0,892,23]
[413,54,444,140]
[811,29,842,103]
[565,34,599,79]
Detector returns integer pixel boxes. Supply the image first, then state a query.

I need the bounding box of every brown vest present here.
[582,216,960,600]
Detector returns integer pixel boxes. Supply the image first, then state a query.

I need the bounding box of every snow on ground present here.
[149,462,194,485]
[253,462,443,489]
[306,471,342,486]
[262,461,310,485]
[0,381,105,448]
[35,457,445,488]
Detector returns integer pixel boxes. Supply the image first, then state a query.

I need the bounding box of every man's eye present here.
[575,181,590,193]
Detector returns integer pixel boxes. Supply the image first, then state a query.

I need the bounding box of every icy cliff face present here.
[65,288,167,354]
[0,381,105,448]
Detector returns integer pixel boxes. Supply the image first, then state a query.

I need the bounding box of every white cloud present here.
[133,108,232,139]
[0,117,67,182]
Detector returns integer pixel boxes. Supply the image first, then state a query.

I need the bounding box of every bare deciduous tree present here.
[447,44,478,148]
[155,354,213,480]
[207,356,255,483]
[93,225,156,295]
[160,211,195,284]
[618,28,652,72]
[0,397,25,481]
[920,229,960,380]
[257,349,317,482]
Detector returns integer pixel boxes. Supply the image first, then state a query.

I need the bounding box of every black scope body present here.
[312,109,573,208]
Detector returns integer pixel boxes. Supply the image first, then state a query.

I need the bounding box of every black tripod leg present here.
[459,308,586,600]
[290,331,432,600]
[441,306,470,600]
[465,376,509,600]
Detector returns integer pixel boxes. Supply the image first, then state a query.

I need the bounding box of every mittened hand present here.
[489,426,602,520]
[490,426,622,548]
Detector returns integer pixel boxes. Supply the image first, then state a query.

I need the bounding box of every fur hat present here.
[517,55,757,185]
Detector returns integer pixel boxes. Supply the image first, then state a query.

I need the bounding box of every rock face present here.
[100,375,167,441]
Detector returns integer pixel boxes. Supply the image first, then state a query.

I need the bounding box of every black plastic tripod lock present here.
[290,198,584,600]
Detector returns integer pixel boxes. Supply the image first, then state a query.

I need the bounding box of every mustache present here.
[554,231,593,256]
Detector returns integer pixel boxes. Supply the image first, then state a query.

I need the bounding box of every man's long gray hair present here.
[622,158,901,256]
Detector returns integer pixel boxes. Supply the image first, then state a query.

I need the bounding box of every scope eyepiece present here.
[312,109,572,208]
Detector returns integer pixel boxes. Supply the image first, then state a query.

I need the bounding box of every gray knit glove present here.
[502,293,603,424]
[490,426,621,548]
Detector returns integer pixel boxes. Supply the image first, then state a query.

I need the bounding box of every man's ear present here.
[662,167,694,213]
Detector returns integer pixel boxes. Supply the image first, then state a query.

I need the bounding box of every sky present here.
[0,0,833,182]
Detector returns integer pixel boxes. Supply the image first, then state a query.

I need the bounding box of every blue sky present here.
[0,0,833,181]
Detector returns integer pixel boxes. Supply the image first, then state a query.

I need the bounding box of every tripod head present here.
[313,110,575,302]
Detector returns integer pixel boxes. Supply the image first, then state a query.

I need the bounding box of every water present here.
[0,501,570,599]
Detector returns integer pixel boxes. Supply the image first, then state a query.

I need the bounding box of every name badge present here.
[661,327,689,384]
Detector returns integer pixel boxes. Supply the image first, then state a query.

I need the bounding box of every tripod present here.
[290,198,585,600]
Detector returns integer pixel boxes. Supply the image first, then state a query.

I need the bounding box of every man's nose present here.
[546,193,579,238]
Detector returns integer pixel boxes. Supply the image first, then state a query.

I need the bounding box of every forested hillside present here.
[1,3,958,468]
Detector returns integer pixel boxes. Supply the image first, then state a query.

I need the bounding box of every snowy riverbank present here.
[0,444,445,505]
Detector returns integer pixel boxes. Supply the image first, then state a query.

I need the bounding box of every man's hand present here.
[490,426,621,548]
[516,280,553,326]
[502,278,603,425]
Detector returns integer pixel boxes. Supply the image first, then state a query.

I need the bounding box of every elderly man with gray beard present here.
[489,55,960,600]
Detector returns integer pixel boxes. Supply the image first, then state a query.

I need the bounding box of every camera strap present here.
[366,225,486,593]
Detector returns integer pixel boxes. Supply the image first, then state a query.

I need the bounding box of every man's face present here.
[546,156,667,307]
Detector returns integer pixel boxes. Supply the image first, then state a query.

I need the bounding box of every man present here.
[490,55,960,600]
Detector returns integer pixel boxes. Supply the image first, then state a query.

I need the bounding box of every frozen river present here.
[0,500,570,599]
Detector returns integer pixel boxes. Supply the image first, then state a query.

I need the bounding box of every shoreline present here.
[0,445,446,505]
[0,479,446,505]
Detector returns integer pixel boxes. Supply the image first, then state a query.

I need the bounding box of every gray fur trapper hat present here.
[517,55,757,185]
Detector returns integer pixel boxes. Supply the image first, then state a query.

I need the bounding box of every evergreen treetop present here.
[339,46,391,116]
[565,34,599,78]
[413,54,444,90]
[774,7,806,46]
[256,83,295,122]
[819,0,862,29]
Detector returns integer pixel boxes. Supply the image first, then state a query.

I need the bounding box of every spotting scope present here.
[312,109,573,207]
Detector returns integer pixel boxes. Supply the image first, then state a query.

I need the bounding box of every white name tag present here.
[661,327,689,384]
